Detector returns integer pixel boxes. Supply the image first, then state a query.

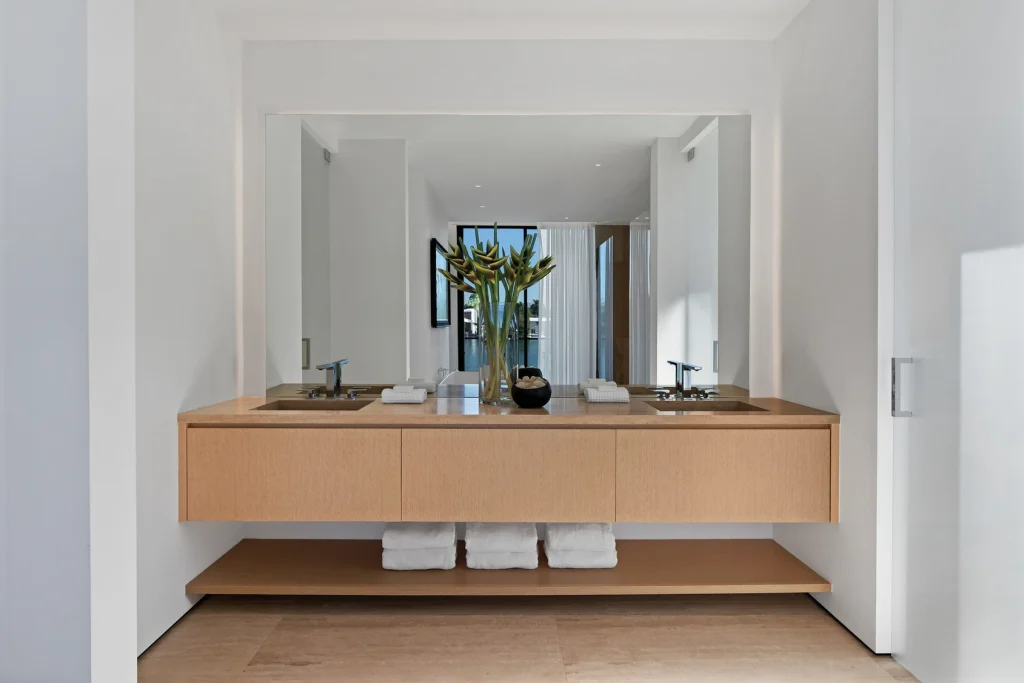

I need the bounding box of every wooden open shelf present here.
[185,539,830,596]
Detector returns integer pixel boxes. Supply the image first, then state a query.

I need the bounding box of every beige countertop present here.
[180,385,837,428]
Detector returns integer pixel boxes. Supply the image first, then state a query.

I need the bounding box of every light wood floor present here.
[138,595,916,682]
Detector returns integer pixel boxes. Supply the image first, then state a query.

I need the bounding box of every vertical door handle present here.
[892,357,914,417]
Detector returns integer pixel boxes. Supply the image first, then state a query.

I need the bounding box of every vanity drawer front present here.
[401,429,616,522]
[616,429,831,523]
[186,428,401,521]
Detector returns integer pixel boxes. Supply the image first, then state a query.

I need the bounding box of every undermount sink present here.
[645,400,767,413]
[256,399,374,411]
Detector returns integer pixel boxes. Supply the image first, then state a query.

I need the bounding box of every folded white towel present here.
[465,522,538,554]
[382,546,456,571]
[584,386,630,403]
[392,384,416,393]
[381,387,428,404]
[545,548,618,569]
[578,378,611,394]
[382,522,456,550]
[546,523,616,552]
[406,378,437,393]
[466,550,538,570]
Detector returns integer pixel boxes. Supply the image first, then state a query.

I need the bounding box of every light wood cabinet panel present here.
[186,428,401,521]
[402,429,615,522]
[616,429,831,522]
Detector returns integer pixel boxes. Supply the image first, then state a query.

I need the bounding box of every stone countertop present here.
[180,385,837,428]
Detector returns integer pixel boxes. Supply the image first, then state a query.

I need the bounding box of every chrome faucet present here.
[315,359,348,398]
[667,360,699,395]
[665,360,718,399]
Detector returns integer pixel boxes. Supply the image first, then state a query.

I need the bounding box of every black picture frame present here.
[430,238,452,328]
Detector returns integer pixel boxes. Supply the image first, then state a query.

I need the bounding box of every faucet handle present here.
[666,360,701,392]
[316,359,349,371]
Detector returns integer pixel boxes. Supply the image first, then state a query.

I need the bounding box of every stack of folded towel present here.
[544,523,618,568]
[465,522,538,569]
[381,522,456,570]
[578,378,609,394]
[381,384,428,404]
[405,378,437,393]
[583,381,630,404]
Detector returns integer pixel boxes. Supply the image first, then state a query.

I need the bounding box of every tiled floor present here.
[139,595,916,682]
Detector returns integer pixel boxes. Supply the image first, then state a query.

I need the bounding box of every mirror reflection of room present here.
[265,114,750,391]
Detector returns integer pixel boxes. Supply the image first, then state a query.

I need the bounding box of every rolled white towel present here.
[382,522,456,550]
[596,383,619,392]
[465,522,538,554]
[584,386,629,403]
[382,546,456,571]
[546,523,616,552]
[466,550,538,570]
[406,378,437,393]
[392,384,416,393]
[545,548,618,569]
[381,387,428,404]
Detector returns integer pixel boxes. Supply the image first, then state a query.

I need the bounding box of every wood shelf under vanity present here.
[185,539,831,597]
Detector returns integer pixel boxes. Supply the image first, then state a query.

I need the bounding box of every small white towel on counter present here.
[382,522,456,550]
[381,387,428,404]
[382,546,456,571]
[584,386,630,403]
[464,523,538,554]
[578,378,612,394]
[467,549,539,570]
[406,378,437,393]
[545,548,618,569]
[546,523,616,552]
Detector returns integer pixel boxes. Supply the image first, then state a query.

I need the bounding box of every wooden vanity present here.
[179,391,838,597]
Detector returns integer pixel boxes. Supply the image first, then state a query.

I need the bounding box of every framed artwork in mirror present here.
[431,238,451,328]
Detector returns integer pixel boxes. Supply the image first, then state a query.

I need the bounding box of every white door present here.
[891,2,1024,681]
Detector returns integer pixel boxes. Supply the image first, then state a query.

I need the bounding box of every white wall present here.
[891,1,1024,677]
[265,115,304,387]
[240,40,779,398]
[409,169,452,381]
[301,126,332,383]
[958,247,1024,681]
[2,1,93,678]
[717,116,752,388]
[135,0,244,653]
[330,139,409,384]
[88,0,139,679]
[651,137,688,385]
[772,0,882,652]
[652,124,722,388]
[684,125,720,385]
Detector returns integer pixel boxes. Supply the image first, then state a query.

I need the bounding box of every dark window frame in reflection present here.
[456,225,539,372]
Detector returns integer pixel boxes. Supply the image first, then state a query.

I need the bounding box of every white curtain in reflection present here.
[629,222,651,383]
[537,223,596,384]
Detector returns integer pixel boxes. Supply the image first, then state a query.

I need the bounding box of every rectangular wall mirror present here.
[265,114,750,390]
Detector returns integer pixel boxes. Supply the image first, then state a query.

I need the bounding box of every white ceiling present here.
[303,115,701,224]
[218,0,811,41]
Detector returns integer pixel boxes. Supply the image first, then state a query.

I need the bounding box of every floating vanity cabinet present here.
[182,427,401,521]
[615,428,836,523]
[401,429,616,522]
[178,396,841,597]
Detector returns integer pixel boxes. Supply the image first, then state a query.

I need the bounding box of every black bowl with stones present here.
[511,373,552,409]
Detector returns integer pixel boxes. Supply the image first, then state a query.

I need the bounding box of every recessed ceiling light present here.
[480,205,486,208]
[595,163,602,167]
[475,185,482,188]
[564,217,569,220]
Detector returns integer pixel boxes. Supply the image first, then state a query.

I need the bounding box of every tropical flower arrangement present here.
[438,224,555,403]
